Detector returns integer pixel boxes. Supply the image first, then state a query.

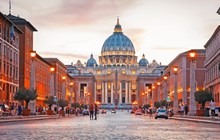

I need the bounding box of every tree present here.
[154,101,160,108]
[44,96,55,110]
[194,90,213,109]
[14,87,37,109]
[143,104,150,109]
[58,99,68,110]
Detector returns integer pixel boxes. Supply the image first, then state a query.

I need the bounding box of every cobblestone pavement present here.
[0,110,220,140]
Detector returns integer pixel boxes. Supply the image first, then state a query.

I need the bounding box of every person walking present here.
[184,104,188,115]
[94,104,98,120]
[210,100,216,117]
[18,103,22,115]
[149,107,153,119]
[89,104,94,120]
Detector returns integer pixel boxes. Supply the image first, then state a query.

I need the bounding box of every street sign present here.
[166,96,171,102]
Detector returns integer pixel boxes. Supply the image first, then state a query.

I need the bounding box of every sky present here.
[0,0,219,65]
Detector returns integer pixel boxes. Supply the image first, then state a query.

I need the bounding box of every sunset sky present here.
[0,0,219,65]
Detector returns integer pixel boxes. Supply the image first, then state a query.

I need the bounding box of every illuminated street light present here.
[30,50,36,114]
[188,50,197,116]
[173,66,178,114]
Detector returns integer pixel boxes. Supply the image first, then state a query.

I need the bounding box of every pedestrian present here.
[18,103,22,115]
[184,104,188,115]
[149,107,153,119]
[94,103,98,120]
[10,102,15,116]
[210,100,216,117]
[89,104,94,120]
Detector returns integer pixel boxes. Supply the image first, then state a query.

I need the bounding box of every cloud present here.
[27,0,138,27]
[39,51,88,59]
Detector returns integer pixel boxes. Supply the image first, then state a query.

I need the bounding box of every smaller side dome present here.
[139,54,149,66]
[86,54,97,67]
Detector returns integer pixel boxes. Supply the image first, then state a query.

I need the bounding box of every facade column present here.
[102,82,104,103]
[29,56,36,114]
[188,60,197,115]
[105,82,108,103]
[152,87,155,107]
[94,82,97,102]
[157,86,160,102]
[125,82,128,103]
[111,82,113,104]
[129,82,132,103]
[119,82,122,103]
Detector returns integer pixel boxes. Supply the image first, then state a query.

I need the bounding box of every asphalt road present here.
[0,110,219,140]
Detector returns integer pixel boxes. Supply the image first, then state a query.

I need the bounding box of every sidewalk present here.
[0,114,75,124]
[170,115,220,124]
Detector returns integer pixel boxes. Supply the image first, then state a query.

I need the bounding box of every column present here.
[152,88,154,107]
[119,82,122,103]
[105,82,108,103]
[129,82,132,103]
[102,82,104,103]
[189,60,197,115]
[29,53,36,114]
[111,82,113,104]
[94,82,97,102]
[157,87,160,102]
[125,82,128,103]
[62,80,66,99]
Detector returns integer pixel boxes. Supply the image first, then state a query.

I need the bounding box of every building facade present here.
[67,19,163,108]
[204,25,220,106]
[0,12,22,104]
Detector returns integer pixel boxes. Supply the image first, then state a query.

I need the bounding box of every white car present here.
[155,108,168,119]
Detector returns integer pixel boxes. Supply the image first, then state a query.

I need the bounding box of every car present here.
[111,109,116,113]
[0,104,11,116]
[135,109,142,115]
[155,108,168,119]
[101,109,107,114]
[130,109,135,114]
[206,106,220,116]
[82,109,89,116]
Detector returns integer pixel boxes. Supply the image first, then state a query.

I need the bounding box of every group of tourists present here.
[89,103,98,120]
[178,104,189,115]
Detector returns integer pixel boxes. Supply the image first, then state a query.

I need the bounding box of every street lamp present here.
[173,66,178,114]
[188,50,197,116]
[163,75,168,100]
[62,76,66,99]
[157,82,161,102]
[30,50,36,114]
[50,67,55,97]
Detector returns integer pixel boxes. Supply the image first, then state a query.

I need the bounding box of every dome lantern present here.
[114,17,122,33]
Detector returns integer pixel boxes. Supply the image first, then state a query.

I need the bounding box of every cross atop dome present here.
[114,17,122,33]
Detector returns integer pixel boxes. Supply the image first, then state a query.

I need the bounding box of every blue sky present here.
[0,0,219,65]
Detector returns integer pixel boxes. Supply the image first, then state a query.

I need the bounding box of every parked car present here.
[101,109,107,114]
[155,108,168,119]
[111,109,116,113]
[135,109,142,115]
[206,106,220,116]
[130,109,135,114]
[82,109,89,116]
[0,104,11,116]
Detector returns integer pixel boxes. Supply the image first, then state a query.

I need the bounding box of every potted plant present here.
[44,96,55,115]
[14,87,37,116]
[58,99,68,116]
[194,90,213,116]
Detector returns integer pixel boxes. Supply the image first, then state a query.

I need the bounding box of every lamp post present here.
[50,67,55,96]
[142,92,145,105]
[157,82,161,102]
[163,75,168,100]
[30,50,36,114]
[173,66,178,114]
[62,76,66,100]
[152,86,155,107]
[70,82,74,104]
[188,50,197,116]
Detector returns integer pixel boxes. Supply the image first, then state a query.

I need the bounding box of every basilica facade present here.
[67,19,164,108]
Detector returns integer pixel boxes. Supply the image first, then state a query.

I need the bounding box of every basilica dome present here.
[139,54,149,66]
[101,18,135,56]
[86,54,97,67]
[99,18,137,66]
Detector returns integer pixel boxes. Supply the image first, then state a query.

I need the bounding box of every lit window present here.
[132,70,136,74]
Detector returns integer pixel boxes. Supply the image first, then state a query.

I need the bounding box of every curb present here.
[170,117,220,125]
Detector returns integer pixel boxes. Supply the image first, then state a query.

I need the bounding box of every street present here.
[0,110,219,140]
